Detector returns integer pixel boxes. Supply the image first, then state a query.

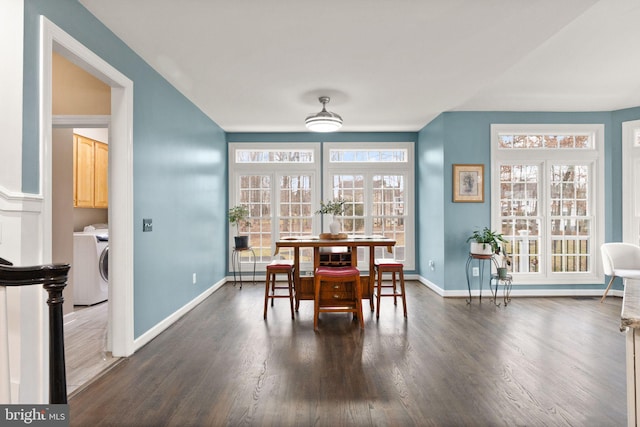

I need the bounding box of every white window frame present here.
[622,119,640,245]
[323,142,415,271]
[490,124,604,285]
[229,143,321,271]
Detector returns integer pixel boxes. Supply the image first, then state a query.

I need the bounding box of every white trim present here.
[490,124,605,285]
[622,119,640,245]
[40,18,135,364]
[416,275,619,298]
[0,186,43,213]
[52,115,110,128]
[134,279,225,350]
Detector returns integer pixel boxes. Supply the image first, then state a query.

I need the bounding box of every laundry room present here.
[52,126,109,309]
[50,51,118,394]
[50,50,111,315]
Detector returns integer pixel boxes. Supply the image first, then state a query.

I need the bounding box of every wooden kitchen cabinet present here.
[73,134,108,208]
[93,141,109,208]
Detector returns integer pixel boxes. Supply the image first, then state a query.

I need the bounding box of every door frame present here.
[622,119,640,245]
[40,17,134,357]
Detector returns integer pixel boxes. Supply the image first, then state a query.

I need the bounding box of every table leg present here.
[465,255,473,304]
[232,250,241,289]
[489,275,501,307]
[250,248,256,286]
[368,245,375,311]
[294,247,300,311]
[504,278,512,306]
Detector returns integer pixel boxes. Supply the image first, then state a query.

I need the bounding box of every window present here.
[491,125,604,285]
[229,143,320,269]
[324,143,414,270]
[229,141,415,273]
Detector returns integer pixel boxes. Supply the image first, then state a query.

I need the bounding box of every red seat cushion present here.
[375,259,403,268]
[266,260,294,270]
[315,266,359,277]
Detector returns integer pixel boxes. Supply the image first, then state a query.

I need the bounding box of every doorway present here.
[40,18,134,360]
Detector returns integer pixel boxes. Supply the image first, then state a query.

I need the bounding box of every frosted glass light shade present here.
[305,96,343,132]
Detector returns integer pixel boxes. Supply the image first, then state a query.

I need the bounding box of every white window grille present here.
[491,124,604,285]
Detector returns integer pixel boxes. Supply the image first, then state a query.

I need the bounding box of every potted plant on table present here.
[228,205,251,249]
[466,226,506,256]
[316,199,345,235]
[496,243,512,279]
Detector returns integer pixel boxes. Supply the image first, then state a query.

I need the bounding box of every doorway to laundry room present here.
[41,18,135,399]
[50,51,118,395]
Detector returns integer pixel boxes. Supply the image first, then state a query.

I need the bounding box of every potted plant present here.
[466,227,506,256]
[228,205,251,249]
[316,199,346,235]
[496,243,512,279]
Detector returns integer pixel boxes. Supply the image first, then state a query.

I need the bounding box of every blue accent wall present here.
[24,0,227,338]
[227,132,418,143]
[416,115,445,287]
[417,110,640,292]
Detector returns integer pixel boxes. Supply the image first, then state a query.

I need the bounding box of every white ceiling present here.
[79,0,640,133]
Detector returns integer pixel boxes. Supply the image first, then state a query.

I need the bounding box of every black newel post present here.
[0,257,70,404]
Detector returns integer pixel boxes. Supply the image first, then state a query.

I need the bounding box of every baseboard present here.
[415,275,621,299]
[133,278,226,351]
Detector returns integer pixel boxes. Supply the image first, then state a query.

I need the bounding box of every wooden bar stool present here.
[264,260,295,319]
[374,259,407,319]
[313,266,364,331]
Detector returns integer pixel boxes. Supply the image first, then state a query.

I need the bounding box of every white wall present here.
[0,0,23,193]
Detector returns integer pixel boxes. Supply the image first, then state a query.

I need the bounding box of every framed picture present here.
[453,164,484,203]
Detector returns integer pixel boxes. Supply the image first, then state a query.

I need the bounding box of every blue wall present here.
[417,110,640,292]
[416,115,446,287]
[23,0,227,337]
[228,132,418,143]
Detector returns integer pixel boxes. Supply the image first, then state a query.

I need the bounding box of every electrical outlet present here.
[429,260,435,271]
[192,273,197,284]
[472,267,479,277]
[143,218,153,232]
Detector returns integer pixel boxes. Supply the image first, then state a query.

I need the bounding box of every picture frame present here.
[452,164,484,203]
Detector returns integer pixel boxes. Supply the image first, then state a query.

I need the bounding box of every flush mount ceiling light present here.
[305,96,343,132]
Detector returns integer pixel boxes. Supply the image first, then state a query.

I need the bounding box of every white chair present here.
[600,243,640,302]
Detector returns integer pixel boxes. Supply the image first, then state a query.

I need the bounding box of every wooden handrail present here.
[0,258,70,404]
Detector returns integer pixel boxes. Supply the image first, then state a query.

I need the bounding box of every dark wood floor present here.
[69,281,626,426]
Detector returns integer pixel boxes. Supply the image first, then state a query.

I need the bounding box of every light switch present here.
[143,218,153,232]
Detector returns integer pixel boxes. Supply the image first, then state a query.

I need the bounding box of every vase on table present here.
[329,216,341,235]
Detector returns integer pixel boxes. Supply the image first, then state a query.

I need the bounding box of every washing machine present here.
[73,228,109,305]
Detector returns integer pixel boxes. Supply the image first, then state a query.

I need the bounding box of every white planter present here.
[329,216,341,235]
[470,242,493,255]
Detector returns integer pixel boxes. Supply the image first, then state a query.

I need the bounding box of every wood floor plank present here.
[69,281,626,426]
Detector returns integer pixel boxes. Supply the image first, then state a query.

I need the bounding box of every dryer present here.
[73,230,109,305]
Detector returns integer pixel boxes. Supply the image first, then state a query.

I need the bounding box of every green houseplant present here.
[315,199,345,216]
[228,205,250,249]
[316,199,346,235]
[466,226,506,255]
[496,242,512,279]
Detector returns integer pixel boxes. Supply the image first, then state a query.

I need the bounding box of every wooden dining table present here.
[274,235,396,310]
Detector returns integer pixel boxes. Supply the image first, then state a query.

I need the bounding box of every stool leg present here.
[288,271,295,319]
[314,276,321,332]
[376,268,382,319]
[270,274,276,306]
[369,276,375,312]
[392,271,398,305]
[356,276,364,329]
[399,269,407,318]
[263,272,271,319]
